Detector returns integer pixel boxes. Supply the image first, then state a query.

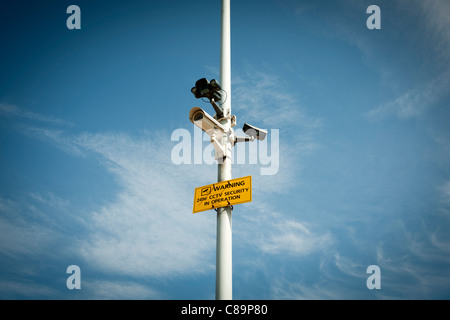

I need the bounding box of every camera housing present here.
[191,78,224,118]
[189,107,230,159]
[189,107,226,136]
[243,123,268,141]
[191,78,222,102]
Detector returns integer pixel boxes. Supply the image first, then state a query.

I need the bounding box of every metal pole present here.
[216,0,232,300]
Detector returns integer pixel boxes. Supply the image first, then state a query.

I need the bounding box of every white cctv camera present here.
[243,123,268,141]
[189,107,233,159]
[189,107,226,136]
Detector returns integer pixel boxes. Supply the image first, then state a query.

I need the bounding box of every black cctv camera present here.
[191,78,224,118]
[191,78,222,102]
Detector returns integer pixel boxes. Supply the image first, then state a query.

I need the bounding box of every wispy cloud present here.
[258,220,332,256]
[0,280,59,299]
[82,280,163,299]
[0,103,71,126]
[231,67,331,265]
[68,131,218,278]
[0,111,221,297]
[0,191,86,298]
[373,237,450,299]
[363,0,450,121]
[0,196,63,259]
[270,276,342,300]
[365,74,449,121]
[232,66,322,191]
[18,126,86,157]
[440,181,450,206]
[311,0,450,123]
[233,67,322,133]
[416,0,450,63]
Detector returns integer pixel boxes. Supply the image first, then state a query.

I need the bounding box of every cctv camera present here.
[191,78,223,102]
[189,107,230,159]
[189,107,226,136]
[243,123,268,141]
[210,79,222,90]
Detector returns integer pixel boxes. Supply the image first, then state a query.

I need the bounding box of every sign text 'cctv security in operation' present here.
[193,176,252,213]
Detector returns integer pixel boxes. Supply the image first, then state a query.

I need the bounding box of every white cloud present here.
[440,181,450,205]
[270,277,342,300]
[365,74,449,121]
[0,280,58,299]
[17,126,86,157]
[29,191,71,209]
[373,243,450,299]
[82,280,163,299]
[363,1,450,122]
[252,219,332,256]
[416,0,450,63]
[318,1,450,123]
[333,253,366,280]
[0,103,71,126]
[71,131,217,278]
[231,67,322,192]
[0,216,55,259]
[232,67,322,133]
[0,119,218,282]
[0,197,57,258]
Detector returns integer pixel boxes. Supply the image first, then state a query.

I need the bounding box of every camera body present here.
[243,123,268,141]
[189,107,226,135]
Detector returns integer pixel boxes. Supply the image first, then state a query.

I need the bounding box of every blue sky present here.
[1,0,450,299]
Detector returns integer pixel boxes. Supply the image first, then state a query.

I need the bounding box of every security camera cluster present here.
[189,78,268,160]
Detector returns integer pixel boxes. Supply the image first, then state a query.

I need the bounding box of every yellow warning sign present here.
[193,176,252,213]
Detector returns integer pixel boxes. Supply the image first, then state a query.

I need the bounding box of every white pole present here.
[216,0,232,300]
